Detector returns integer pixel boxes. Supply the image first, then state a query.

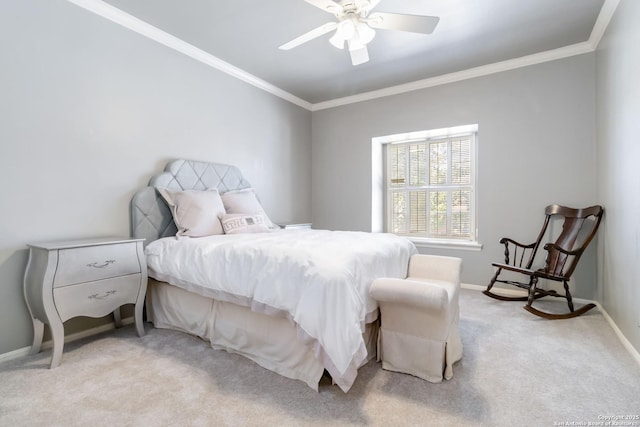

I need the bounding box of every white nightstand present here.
[23,237,147,368]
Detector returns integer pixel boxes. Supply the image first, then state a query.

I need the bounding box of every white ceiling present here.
[96,0,607,107]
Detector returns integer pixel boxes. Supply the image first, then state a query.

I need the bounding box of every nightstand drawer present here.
[53,274,142,322]
[54,243,141,287]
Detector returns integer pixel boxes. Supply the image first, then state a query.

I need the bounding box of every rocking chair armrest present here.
[542,243,584,256]
[491,262,536,276]
[534,269,570,281]
[499,237,536,249]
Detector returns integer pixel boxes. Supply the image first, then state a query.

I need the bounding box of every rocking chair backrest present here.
[524,213,552,269]
[542,205,604,278]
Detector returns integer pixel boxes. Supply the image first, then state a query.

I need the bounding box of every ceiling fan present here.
[279,0,439,66]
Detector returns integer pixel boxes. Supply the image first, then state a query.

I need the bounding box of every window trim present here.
[375,125,480,248]
[410,237,482,251]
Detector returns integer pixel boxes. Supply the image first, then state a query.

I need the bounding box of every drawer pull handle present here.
[88,290,117,300]
[87,260,116,269]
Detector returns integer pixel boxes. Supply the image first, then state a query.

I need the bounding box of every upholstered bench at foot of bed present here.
[370,254,463,383]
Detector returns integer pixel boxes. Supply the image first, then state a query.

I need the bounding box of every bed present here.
[130,159,417,392]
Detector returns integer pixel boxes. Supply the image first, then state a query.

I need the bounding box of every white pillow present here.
[221,213,270,234]
[157,188,226,237]
[221,188,276,229]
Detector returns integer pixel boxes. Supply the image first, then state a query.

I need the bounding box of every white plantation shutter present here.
[386,132,476,240]
[388,144,406,187]
[428,190,447,236]
[409,143,427,186]
[429,142,447,185]
[449,136,472,237]
[390,191,406,234]
[409,190,427,233]
[451,137,471,185]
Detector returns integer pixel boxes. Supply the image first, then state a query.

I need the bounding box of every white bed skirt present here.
[145,279,379,390]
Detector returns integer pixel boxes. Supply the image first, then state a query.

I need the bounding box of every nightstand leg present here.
[113,308,122,328]
[134,301,145,337]
[29,319,45,355]
[49,318,64,369]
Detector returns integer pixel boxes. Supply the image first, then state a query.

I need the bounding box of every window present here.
[384,126,477,243]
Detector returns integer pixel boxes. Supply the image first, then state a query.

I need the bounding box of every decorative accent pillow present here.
[157,188,226,237]
[221,213,270,234]
[221,188,276,229]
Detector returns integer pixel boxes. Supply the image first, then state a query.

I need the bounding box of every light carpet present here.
[1,289,639,427]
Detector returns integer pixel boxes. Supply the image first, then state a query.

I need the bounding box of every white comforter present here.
[145,229,417,392]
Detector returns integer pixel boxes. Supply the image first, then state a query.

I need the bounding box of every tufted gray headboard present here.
[130,159,251,245]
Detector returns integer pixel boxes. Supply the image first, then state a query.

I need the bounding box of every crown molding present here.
[311,42,594,111]
[66,0,313,111]
[313,0,619,110]
[588,0,620,49]
[67,0,618,113]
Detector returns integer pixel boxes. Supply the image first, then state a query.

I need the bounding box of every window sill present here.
[408,237,483,251]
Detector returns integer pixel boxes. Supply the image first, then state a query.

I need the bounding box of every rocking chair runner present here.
[483,204,604,319]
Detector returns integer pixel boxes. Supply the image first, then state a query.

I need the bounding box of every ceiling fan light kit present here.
[279,0,439,66]
[329,19,376,50]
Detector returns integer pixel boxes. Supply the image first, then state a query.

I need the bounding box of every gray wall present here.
[596,0,640,352]
[312,54,598,293]
[0,0,311,355]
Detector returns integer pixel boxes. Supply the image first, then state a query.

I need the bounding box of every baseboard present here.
[0,316,134,365]
[592,301,640,367]
[462,283,640,368]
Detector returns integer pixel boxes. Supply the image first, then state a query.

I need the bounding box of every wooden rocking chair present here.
[483,204,604,319]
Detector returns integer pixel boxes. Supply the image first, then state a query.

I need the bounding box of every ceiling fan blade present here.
[367,12,439,34]
[304,0,343,15]
[279,22,338,50]
[348,42,369,66]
